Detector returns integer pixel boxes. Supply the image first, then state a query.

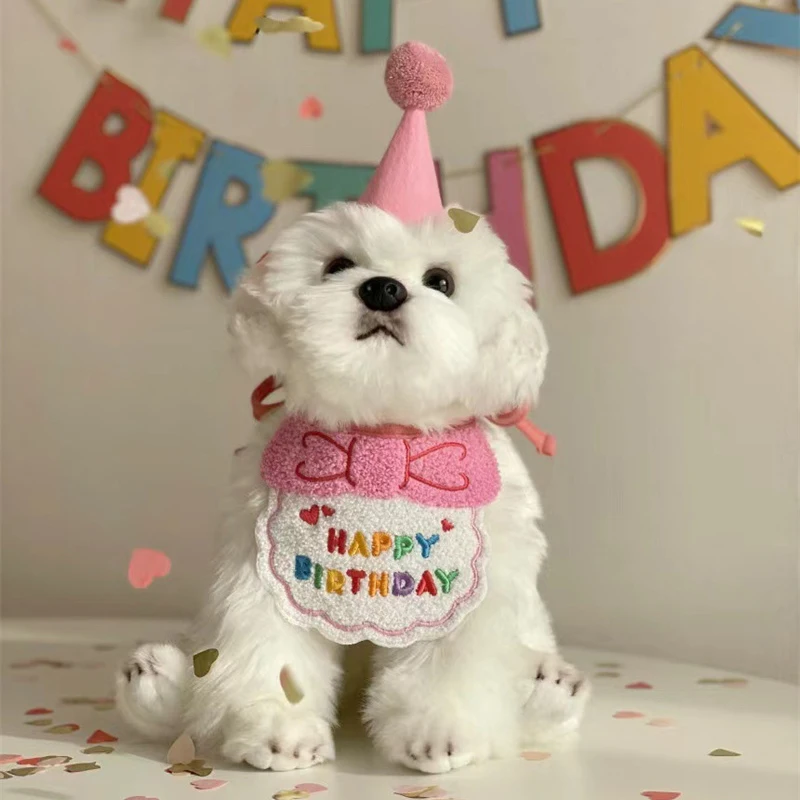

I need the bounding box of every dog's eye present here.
[422,267,455,297]
[324,256,356,276]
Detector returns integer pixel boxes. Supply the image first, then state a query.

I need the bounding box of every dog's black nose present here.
[358,277,408,312]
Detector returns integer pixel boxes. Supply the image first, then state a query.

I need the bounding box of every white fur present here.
[117,203,588,772]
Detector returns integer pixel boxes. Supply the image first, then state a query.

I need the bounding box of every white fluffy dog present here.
[116,200,589,773]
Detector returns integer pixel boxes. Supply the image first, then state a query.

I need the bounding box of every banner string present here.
[27,0,746,181]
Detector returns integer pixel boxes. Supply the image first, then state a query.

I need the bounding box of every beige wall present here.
[2,0,798,680]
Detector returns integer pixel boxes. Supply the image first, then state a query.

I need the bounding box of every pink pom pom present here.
[384,42,453,111]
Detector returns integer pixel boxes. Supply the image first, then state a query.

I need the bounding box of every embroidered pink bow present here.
[261,416,501,508]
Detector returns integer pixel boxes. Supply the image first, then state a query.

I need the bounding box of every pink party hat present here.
[360,42,453,223]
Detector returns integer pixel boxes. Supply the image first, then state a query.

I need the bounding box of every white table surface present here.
[1,619,797,800]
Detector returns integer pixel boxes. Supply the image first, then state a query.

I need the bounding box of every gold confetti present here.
[595,671,621,678]
[25,719,53,726]
[8,766,46,777]
[193,649,219,678]
[393,788,448,799]
[698,677,749,686]
[736,217,764,237]
[0,772,11,779]
[167,731,196,765]
[46,723,80,734]
[144,211,174,239]
[595,661,622,668]
[273,791,311,800]
[280,666,304,704]
[448,207,481,233]
[196,26,232,58]
[261,160,314,202]
[168,759,213,777]
[82,745,114,754]
[158,159,179,180]
[38,756,72,766]
[257,14,325,34]
[709,748,741,757]
[64,761,101,772]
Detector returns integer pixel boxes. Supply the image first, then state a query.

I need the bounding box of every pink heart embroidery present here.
[299,96,323,119]
[626,681,653,690]
[191,779,228,790]
[299,505,320,526]
[321,506,335,517]
[127,549,171,589]
[641,793,681,800]
[441,519,454,532]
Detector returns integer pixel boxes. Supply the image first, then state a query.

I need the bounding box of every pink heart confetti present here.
[0,756,21,765]
[58,37,78,53]
[87,729,118,744]
[641,793,681,800]
[299,96,323,119]
[128,548,171,589]
[25,707,54,715]
[521,750,551,761]
[191,779,228,790]
[647,718,676,728]
[613,710,645,719]
[295,785,328,793]
[626,681,653,690]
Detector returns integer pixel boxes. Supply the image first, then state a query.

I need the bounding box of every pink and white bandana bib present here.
[255,415,501,647]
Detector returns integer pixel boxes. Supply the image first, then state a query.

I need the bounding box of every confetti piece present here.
[38,756,72,766]
[193,649,219,678]
[709,748,741,757]
[167,732,196,765]
[641,793,681,800]
[261,160,314,202]
[87,729,118,744]
[697,677,748,687]
[26,719,53,726]
[256,14,325,33]
[192,779,228,790]
[393,788,448,799]
[295,785,328,794]
[111,184,151,224]
[46,723,80,734]
[595,671,621,678]
[298,96,323,119]
[144,211,174,239]
[0,756,21,765]
[158,159,179,180]
[17,756,59,765]
[647,718,677,728]
[65,761,101,772]
[736,217,765,237]
[448,207,481,233]
[58,37,78,53]
[128,548,172,589]
[280,666,304,704]
[25,707,54,715]
[82,745,115,754]
[596,661,622,668]
[521,751,551,761]
[8,766,47,777]
[613,711,645,719]
[626,681,653,690]
[196,26,232,58]
[168,760,213,777]
[63,696,112,705]
[0,772,12,779]
[273,791,310,800]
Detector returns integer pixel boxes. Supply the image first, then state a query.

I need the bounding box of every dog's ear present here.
[473,282,548,417]
[228,253,287,376]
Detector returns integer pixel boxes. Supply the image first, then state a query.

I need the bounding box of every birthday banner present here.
[37,0,800,295]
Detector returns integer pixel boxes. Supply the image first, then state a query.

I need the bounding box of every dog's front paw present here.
[221,699,334,771]
[368,707,491,774]
[521,654,590,744]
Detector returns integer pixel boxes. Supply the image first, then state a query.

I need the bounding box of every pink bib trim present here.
[261,416,501,509]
